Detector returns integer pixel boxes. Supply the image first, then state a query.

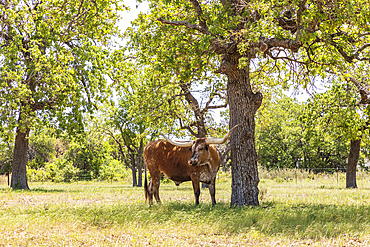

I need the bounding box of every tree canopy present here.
[256,95,350,170]
[0,0,123,189]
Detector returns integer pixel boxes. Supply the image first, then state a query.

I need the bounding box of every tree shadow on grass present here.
[16,193,370,240]
[69,200,370,240]
[31,188,69,193]
[0,187,68,193]
[160,186,194,191]
[316,185,370,190]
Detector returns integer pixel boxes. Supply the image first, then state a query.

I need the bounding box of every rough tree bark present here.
[221,53,262,206]
[346,139,361,188]
[11,125,30,190]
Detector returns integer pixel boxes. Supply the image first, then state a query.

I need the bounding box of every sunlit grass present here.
[0,170,370,246]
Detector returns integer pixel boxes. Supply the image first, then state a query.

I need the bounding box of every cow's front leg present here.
[208,177,216,205]
[191,179,201,205]
[149,171,161,204]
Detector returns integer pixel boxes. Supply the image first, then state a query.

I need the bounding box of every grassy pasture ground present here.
[0,171,370,246]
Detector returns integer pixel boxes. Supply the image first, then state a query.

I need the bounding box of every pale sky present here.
[119,0,149,34]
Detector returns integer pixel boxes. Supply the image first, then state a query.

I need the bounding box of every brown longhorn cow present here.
[144,125,240,205]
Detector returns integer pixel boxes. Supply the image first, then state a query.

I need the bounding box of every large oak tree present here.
[0,0,123,189]
[128,0,370,206]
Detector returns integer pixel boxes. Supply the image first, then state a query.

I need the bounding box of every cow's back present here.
[144,139,192,181]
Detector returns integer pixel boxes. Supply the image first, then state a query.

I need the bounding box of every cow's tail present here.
[144,163,149,203]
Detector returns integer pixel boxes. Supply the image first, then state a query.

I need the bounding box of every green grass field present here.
[1,171,370,246]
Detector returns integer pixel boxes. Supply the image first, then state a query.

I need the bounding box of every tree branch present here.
[329,36,370,63]
[201,86,227,115]
[31,97,58,111]
[178,80,206,137]
[188,0,208,33]
[157,17,213,37]
[296,0,307,28]
[265,49,307,65]
[78,71,99,111]
[354,43,370,60]
[252,37,303,53]
[179,81,202,118]
[176,113,198,137]
[347,77,370,104]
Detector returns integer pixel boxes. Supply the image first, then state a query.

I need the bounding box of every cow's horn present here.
[160,133,194,147]
[205,123,242,145]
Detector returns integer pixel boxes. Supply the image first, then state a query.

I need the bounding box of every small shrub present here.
[27,167,48,182]
[57,160,79,182]
[44,162,63,182]
[99,159,130,181]
[27,158,80,182]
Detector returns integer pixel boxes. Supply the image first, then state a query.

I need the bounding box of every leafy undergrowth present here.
[0,175,370,246]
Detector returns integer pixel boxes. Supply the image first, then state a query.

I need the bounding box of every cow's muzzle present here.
[189,152,199,166]
[189,157,198,166]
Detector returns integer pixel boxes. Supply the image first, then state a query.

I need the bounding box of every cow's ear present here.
[205,145,208,151]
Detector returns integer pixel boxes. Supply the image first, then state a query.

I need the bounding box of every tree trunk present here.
[219,143,231,172]
[131,166,137,187]
[137,139,144,187]
[11,126,30,189]
[346,139,360,188]
[130,154,137,187]
[224,55,262,206]
[137,155,143,187]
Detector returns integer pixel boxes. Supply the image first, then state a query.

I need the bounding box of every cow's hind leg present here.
[208,178,216,205]
[144,175,153,204]
[147,179,154,204]
[191,179,201,205]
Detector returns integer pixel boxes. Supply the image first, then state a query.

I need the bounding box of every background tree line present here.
[2,91,370,185]
[256,94,370,172]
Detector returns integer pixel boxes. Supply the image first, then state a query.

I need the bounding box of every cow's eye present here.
[189,147,192,151]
